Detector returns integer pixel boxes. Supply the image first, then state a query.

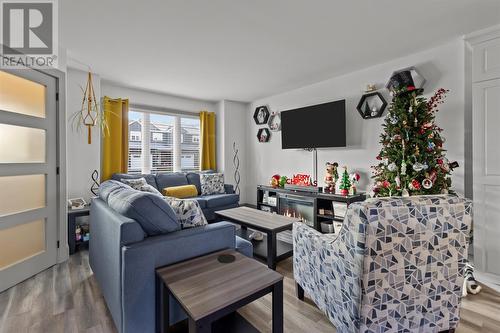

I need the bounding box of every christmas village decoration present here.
[267,111,281,131]
[339,167,351,196]
[253,105,270,125]
[356,91,388,119]
[372,70,458,197]
[257,128,271,142]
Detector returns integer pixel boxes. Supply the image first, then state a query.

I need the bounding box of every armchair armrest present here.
[224,184,235,194]
[293,202,368,333]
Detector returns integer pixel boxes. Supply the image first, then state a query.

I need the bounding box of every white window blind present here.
[128,109,201,174]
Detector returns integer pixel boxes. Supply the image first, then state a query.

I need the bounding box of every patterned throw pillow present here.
[164,197,208,229]
[121,177,162,196]
[200,173,225,195]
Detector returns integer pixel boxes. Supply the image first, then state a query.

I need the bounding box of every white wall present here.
[246,39,465,204]
[216,100,249,203]
[101,82,217,113]
[66,68,101,202]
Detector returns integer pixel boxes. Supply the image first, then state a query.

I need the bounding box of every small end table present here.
[68,207,90,255]
[156,249,283,333]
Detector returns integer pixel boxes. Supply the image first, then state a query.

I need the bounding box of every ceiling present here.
[61,0,500,102]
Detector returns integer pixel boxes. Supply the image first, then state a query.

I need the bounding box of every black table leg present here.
[267,231,277,270]
[188,318,210,333]
[296,282,304,301]
[272,280,283,333]
[160,281,170,333]
[68,215,76,255]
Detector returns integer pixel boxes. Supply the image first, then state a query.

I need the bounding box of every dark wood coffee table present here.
[156,249,283,333]
[215,206,300,270]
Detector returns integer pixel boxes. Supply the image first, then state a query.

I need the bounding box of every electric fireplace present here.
[279,194,316,228]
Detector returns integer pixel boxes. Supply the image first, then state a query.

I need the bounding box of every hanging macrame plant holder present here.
[81,71,99,144]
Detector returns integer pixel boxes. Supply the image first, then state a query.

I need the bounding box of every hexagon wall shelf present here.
[253,105,270,125]
[257,128,271,143]
[356,92,387,119]
[268,112,281,131]
[385,66,426,91]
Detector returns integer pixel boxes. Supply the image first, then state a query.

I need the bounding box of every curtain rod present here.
[129,103,200,118]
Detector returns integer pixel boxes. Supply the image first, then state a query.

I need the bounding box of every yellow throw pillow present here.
[163,185,198,199]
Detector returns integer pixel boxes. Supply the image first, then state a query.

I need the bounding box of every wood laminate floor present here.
[1,251,499,333]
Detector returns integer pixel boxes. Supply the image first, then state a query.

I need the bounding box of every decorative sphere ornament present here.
[389,115,398,125]
[387,163,397,172]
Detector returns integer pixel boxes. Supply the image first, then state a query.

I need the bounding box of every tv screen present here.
[281,99,346,149]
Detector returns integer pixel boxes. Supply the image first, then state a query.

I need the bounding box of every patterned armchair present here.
[293,195,472,333]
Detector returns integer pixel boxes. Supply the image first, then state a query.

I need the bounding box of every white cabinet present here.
[473,38,500,82]
[468,27,500,286]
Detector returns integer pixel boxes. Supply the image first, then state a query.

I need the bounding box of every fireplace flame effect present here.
[283,208,307,223]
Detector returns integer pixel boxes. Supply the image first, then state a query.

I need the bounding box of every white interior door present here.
[472,77,500,286]
[0,68,58,292]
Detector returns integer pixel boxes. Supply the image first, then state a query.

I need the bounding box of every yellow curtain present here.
[200,111,216,170]
[101,96,129,181]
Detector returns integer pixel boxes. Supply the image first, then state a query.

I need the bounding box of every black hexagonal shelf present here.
[385,66,426,91]
[253,105,270,125]
[356,92,387,119]
[257,128,271,143]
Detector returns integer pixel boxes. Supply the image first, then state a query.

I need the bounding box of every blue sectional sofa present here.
[112,171,239,220]
[89,180,252,333]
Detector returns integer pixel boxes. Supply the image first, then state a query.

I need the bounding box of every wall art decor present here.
[232,142,241,194]
[253,105,270,125]
[91,169,100,196]
[257,128,271,142]
[385,66,426,92]
[356,92,387,119]
[267,111,281,131]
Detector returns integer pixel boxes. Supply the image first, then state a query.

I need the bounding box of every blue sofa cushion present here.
[99,179,132,202]
[186,173,202,195]
[112,173,158,189]
[101,180,180,236]
[156,172,189,190]
[200,193,239,208]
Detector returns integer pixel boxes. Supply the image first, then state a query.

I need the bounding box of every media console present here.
[257,185,366,233]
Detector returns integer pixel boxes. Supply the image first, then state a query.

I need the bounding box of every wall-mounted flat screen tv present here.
[281,99,346,149]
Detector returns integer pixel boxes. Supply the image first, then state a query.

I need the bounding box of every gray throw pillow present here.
[200,173,225,195]
[121,177,162,196]
[164,197,208,229]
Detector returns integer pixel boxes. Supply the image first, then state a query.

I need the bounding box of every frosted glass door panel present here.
[0,70,45,118]
[0,175,45,216]
[0,219,45,270]
[0,124,45,163]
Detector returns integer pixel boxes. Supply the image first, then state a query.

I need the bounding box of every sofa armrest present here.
[224,184,234,194]
[120,222,236,333]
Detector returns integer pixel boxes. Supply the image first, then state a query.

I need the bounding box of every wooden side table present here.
[156,249,283,333]
[68,207,90,255]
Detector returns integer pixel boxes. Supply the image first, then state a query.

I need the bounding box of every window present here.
[130,131,141,141]
[128,109,201,174]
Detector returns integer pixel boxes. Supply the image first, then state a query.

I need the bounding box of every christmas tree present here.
[372,86,454,197]
[339,166,351,196]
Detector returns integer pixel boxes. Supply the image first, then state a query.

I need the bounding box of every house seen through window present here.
[128,109,201,174]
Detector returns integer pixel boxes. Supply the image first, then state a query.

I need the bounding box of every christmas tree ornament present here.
[412,162,428,172]
[401,188,410,197]
[427,141,435,151]
[388,162,397,172]
[389,114,398,125]
[401,161,407,175]
[409,179,421,191]
[422,178,433,189]
[395,175,401,188]
[414,116,418,127]
[415,146,420,156]
[408,105,413,113]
